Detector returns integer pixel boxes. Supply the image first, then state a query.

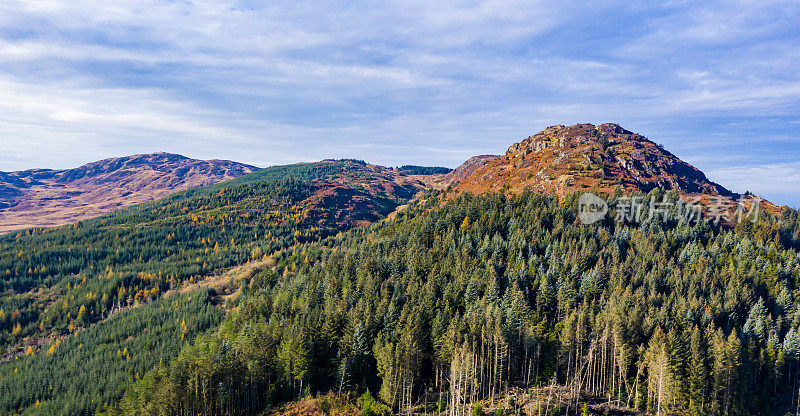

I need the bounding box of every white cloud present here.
[0,0,798,204]
[706,162,800,208]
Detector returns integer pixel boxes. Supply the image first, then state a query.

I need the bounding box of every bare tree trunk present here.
[657,360,664,416]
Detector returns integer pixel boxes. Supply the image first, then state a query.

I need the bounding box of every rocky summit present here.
[457,123,735,197]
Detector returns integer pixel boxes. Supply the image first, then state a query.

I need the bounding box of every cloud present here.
[706,162,800,208]
[0,0,798,204]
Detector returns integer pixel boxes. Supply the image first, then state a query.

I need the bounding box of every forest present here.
[0,177,313,349]
[0,160,388,349]
[101,188,800,416]
[0,289,222,415]
[0,160,417,415]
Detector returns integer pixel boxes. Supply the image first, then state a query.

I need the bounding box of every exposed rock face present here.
[444,155,500,183]
[452,123,782,221]
[0,153,257,233]
[457,123,735,197]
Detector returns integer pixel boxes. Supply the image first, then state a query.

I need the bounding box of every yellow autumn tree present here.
[77,305,87,323]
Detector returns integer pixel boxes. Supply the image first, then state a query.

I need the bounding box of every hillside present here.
[97,127,800,416]
[454,123,782,221]
[2,128,799,416]
[0,153,257,233]
[457,123,732,197]
[0,159,432,352]
[110,188,800,416]
[0,159,440,415]
[444,154,499,183]
[302,160,439,227]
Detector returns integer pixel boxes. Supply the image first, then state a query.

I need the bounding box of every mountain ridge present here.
[1,124,785,234]
[0,152,258,233]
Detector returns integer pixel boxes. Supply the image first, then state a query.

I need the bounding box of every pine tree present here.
[647,328,670,416]
[350,323,372,390]
[723,331,742,416]
[689,326,709,414]
[667,327,689,410]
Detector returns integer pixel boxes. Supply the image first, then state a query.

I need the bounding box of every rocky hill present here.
[453,123,780,221]
[0,153,257,233]
[457,123,735,196]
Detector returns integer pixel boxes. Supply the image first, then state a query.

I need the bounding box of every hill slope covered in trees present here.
[0,159,438,415]
[109,187,800,416]
[2,124,799,416]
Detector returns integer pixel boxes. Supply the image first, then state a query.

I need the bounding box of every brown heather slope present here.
[457,123,735,196]
[0,152,257,233]
[455,123,780,215]
[303,160,441,228]
[444,154,499,183]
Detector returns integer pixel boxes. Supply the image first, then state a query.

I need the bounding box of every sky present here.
[0,1,798,207]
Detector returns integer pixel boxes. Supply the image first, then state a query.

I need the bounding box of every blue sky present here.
[0,1,798,206]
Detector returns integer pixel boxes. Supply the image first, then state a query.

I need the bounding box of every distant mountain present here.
[396,165,453,176]
[0,152,257,233]
[0,125,782,235]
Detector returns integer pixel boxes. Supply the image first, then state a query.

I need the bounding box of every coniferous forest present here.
[0,161,411,415]
[0,289,222,414]
[2,164,800,416]
[2,0,797,414]
[98,188,800,415]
